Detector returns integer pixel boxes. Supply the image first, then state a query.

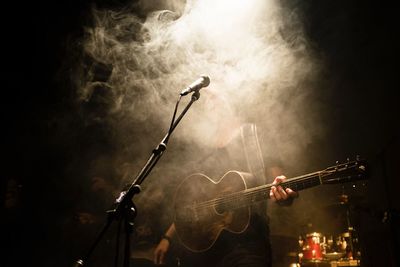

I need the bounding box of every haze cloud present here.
[74,0,326,241]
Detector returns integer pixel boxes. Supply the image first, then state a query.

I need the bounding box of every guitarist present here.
[153,95,298,267]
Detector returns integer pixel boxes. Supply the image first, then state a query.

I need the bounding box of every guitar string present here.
[179,163,361,217]
[191,162,360,208]
[191,172,324,211]
[194,166,357,211]
[192,177,320,212]
[184,163,357,212]
[193,172,321,209]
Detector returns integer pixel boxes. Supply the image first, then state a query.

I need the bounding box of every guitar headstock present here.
[320,157,368,185]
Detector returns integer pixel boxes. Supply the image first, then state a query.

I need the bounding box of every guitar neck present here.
[276,171,322,192]
[216,171,322,211]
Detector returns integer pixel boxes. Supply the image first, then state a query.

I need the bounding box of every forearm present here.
[163,223,176,240]
[154,223,175,265]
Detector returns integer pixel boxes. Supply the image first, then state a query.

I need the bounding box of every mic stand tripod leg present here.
[73,213,115,267]
[123,200,137,267]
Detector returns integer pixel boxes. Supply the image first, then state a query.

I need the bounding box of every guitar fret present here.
[206,162,365,211]
[283,174,321,191]
[217,172,323,210]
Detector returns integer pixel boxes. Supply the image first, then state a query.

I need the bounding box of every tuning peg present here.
[347,158,350,162]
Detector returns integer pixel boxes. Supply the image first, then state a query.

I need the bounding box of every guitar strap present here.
[239,123,271,220]
[240,123,267,187]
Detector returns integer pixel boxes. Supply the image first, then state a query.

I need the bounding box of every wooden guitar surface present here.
[174,171,252,252]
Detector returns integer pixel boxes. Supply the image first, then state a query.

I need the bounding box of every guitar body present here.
[174,171,251,252]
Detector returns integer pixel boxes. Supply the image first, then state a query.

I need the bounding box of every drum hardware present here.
[298,231,360,266]
[324,252,346,261]
[298,230,360,263]
[335,232,351,259]
[297,191,364,266]
[298,232,325,263]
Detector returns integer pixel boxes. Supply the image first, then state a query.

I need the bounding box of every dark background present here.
[1,0,399,266]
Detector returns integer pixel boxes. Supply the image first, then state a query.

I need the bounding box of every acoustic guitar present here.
[173,159,368,252]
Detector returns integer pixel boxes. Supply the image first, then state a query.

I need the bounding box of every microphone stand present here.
[74,90,201,267]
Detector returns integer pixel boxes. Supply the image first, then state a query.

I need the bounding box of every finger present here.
[273,175,286,185]
[159,252,165,265]
[286,188,299,198]
[270,186,277,201]
[155,249,164,265]
[273,186,282,201]
[277,186,288,200]
[154,250,160,265]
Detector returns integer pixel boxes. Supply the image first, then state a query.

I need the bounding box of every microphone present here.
[180,76,210,96]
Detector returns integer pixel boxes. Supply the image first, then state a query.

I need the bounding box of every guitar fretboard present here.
[199,171,322,212]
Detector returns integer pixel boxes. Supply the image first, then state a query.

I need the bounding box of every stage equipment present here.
[298,192,364,267]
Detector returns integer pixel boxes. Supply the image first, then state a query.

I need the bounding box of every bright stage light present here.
[188,0,266,37]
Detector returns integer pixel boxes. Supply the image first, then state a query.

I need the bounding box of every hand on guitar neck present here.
[270,175,299,205]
